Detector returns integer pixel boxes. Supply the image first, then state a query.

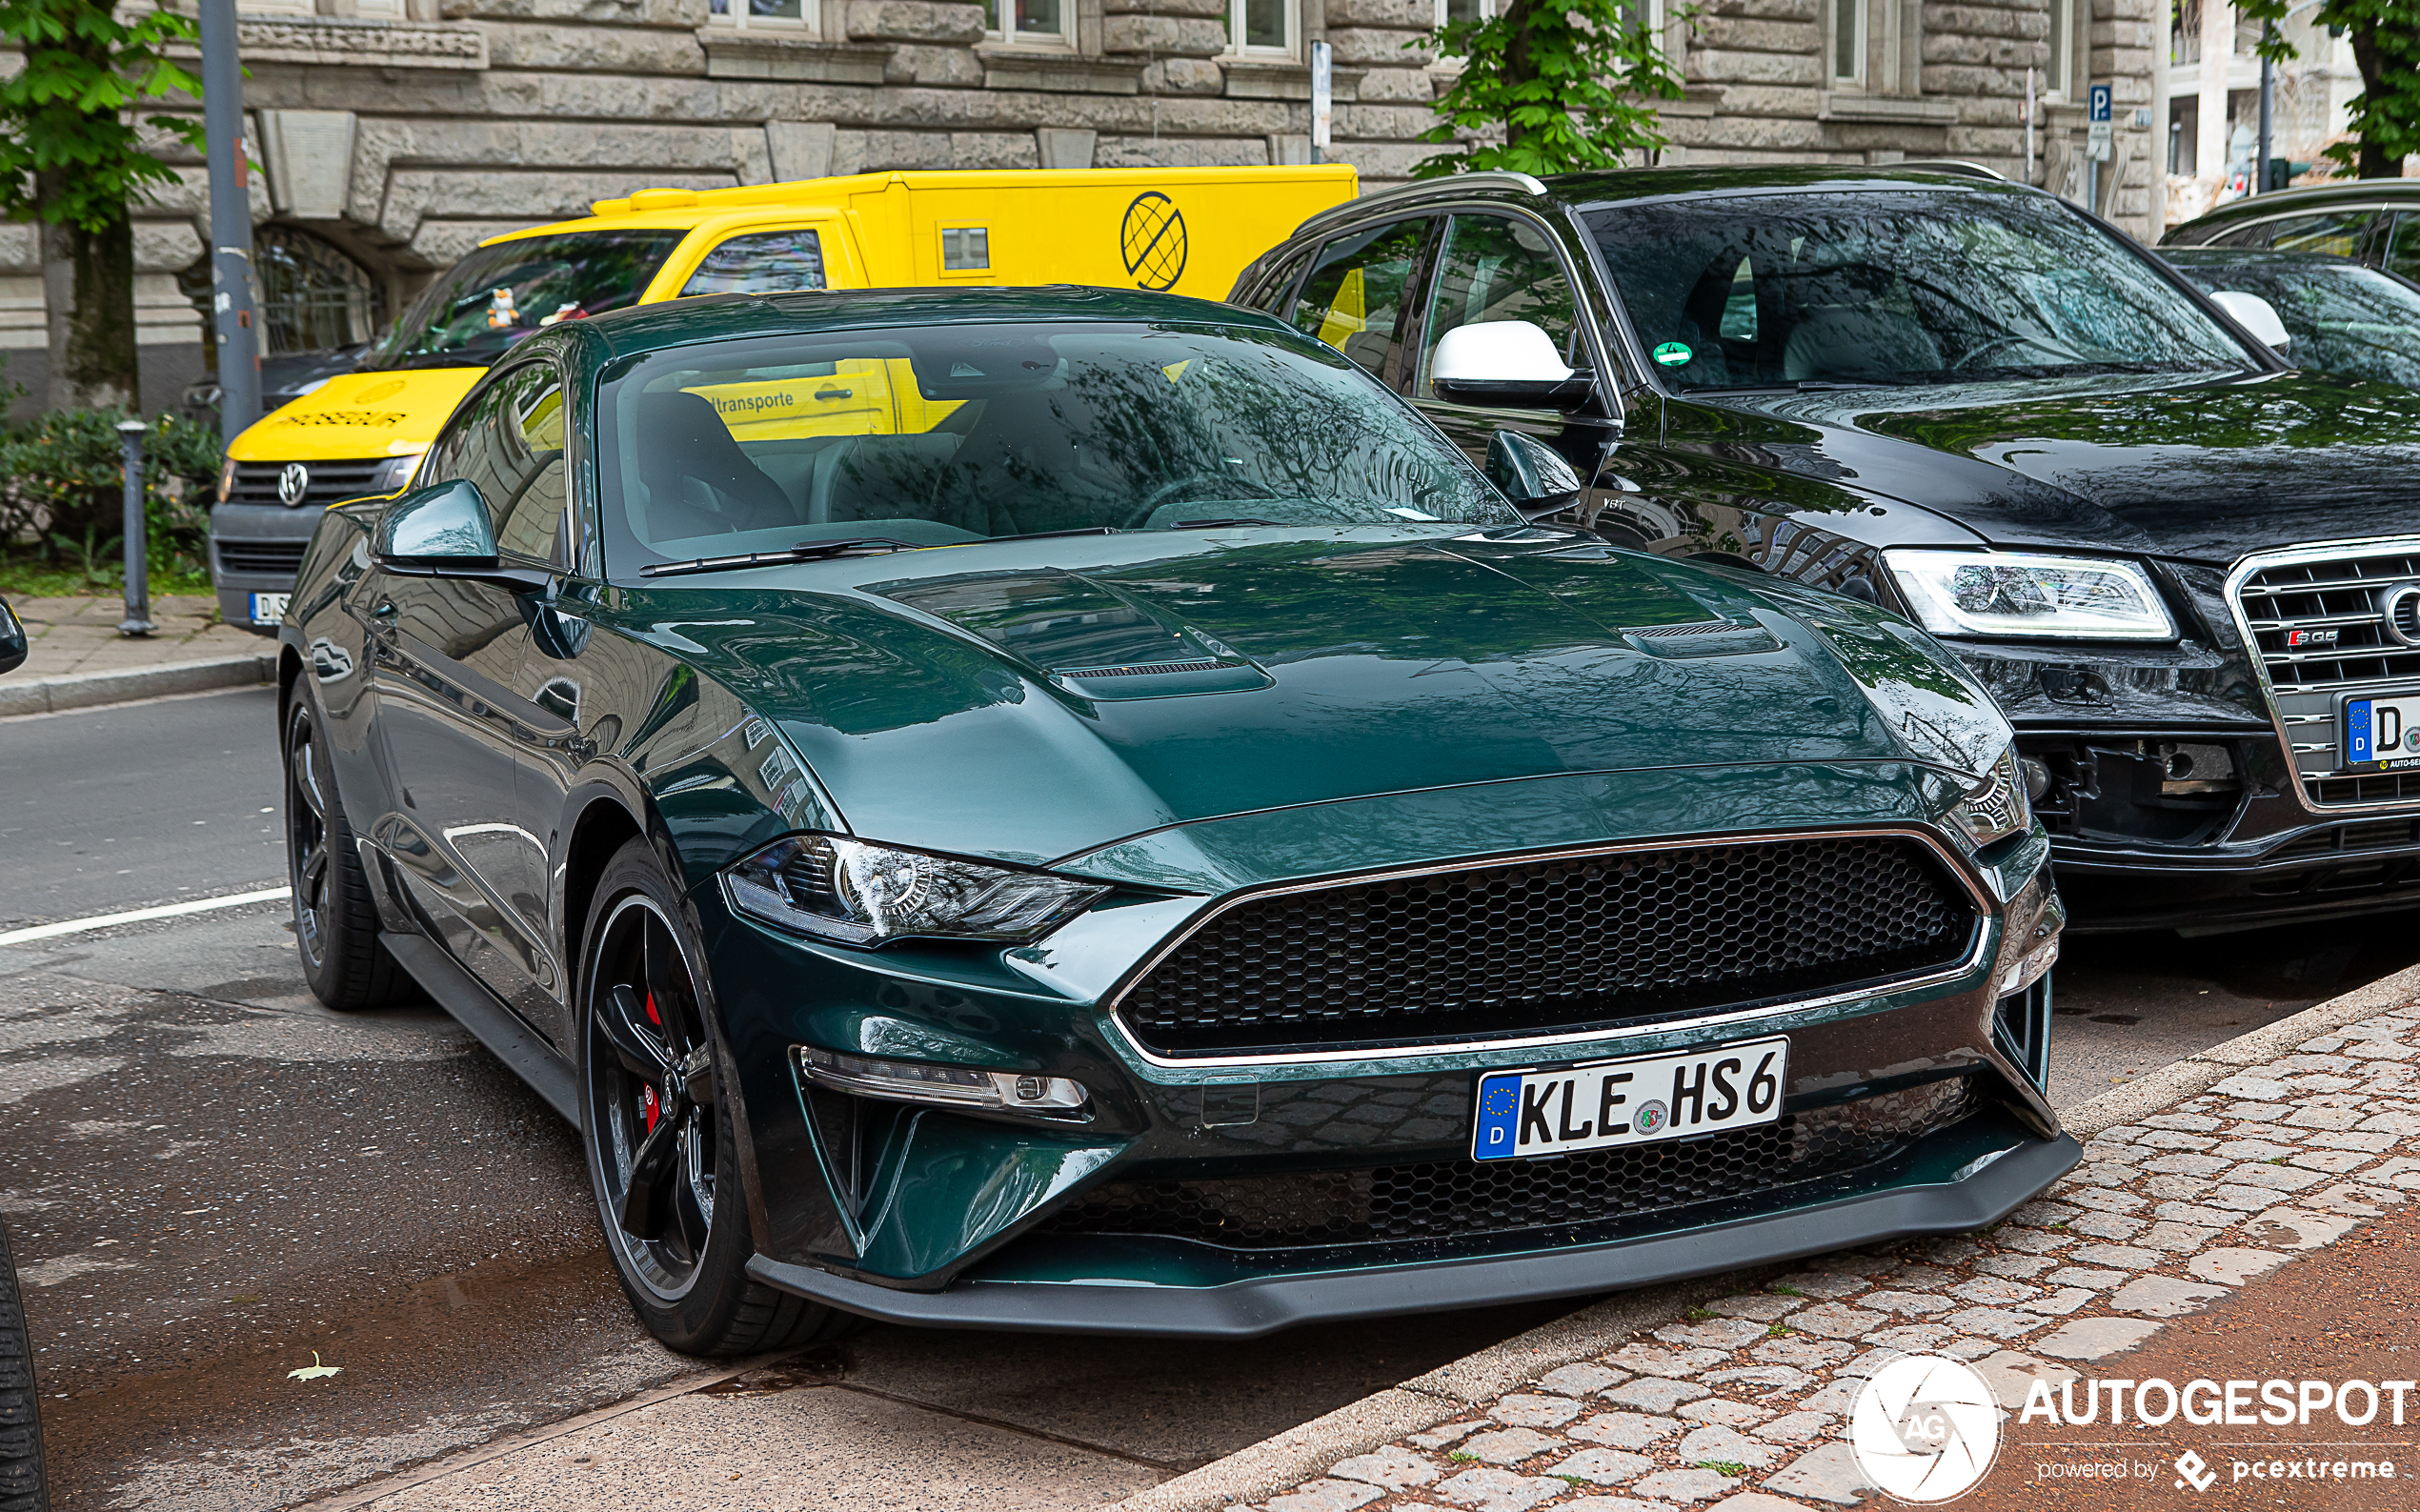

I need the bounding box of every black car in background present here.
[2161,248,2420,390]
[2163,179,2420,287]
[1232,166,2420,934]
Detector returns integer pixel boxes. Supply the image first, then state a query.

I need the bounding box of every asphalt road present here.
[7,687,2419,1511]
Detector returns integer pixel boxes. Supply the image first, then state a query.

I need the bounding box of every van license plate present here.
[1472,1037,1788,1161]
[250,593,290,625]
[2343,691,2420,773]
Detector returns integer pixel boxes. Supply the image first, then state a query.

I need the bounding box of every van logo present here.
[1120,192,1188,292]
[278,462,311,506]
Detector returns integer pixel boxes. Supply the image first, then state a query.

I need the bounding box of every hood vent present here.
[1621,619,1783,657]
[1064,658,1232,679]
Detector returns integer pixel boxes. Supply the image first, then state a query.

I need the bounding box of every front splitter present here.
[747,1131,2081,1338]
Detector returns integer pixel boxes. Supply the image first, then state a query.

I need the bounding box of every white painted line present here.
[0,886,292,947]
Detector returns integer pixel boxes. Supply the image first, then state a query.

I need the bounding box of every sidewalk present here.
[3,593,274,716]
[1116,963,2420,1512]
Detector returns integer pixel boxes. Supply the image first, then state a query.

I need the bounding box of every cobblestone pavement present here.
[11,594,260,679]
[1170,991,2420,1512]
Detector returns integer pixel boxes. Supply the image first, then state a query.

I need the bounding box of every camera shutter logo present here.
[278,462,311,507]
[1850,1353,2001,1502]
[1120,192,1189,292]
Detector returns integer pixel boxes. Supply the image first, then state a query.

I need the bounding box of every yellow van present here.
[209,164,1357,629]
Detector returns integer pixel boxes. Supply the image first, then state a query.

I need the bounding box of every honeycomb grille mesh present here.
[1119,837,1974,1056]
[1043,1079,1978,1249]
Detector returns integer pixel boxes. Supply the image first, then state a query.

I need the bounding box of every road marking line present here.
[0,886,291,946]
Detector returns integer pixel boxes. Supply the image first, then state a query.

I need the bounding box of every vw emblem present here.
[277,462,311,507]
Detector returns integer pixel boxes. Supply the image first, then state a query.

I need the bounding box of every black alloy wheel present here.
[0,1218,51,1512]
[284,696,412,1011]
[576,837,856,1356]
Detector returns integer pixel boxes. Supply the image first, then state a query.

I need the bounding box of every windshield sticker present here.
[1652,341,1694,367]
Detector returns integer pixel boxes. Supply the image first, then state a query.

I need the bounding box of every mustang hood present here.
[635,531,2009,866]
[1697,370,2420,563]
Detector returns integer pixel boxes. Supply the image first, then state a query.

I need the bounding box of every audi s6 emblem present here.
[277,462,310,507]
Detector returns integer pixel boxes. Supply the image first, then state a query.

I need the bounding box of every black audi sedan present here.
[1231,167,2420,934]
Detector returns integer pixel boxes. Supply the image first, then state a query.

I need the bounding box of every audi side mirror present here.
[2208,290,2293,355]
[1431,321,1597,412]
[0,595,26,675]
[372,479,549,591]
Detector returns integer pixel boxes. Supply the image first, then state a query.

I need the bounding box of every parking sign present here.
[2087,83,2113,160]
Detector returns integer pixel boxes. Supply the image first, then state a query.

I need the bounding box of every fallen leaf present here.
[288,1351,342,1381]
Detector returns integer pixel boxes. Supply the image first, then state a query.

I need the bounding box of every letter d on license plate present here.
[1472,1036,1788,1161]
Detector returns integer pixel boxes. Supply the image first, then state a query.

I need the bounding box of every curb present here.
[1108,959,2420,1512]
[0,654,276,717]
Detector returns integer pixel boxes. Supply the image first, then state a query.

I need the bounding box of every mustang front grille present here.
[1041,1079,1977,1249]
[1115,834,1978,1058]
[2232,541,2420,809]
[224,458,388,510]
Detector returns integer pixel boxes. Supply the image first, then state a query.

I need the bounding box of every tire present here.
[284,694,415,1012]
[0,1219,51,1512]
[576,837,860,1357]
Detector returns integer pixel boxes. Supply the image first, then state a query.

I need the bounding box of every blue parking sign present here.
[2089,84,2111,122]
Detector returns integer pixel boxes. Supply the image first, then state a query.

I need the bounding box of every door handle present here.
[814,388,854,401]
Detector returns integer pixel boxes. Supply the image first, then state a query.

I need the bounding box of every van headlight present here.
[371,453,424,494]
[1948,747,2032,849]
[725,834,1108,946]
[1886,550,2176,640]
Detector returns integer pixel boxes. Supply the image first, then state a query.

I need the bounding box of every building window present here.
[2044,0,2071,98]
[1227,0,1292,54]
[986,0,1069,43]
[708,0,813,29]
[1832,0,1865,83]
[1436,0,1496,23]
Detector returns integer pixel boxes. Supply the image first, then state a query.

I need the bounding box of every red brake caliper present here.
[640,991,664,1133]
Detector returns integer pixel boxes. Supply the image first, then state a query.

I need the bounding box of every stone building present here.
[2,0,2158,414]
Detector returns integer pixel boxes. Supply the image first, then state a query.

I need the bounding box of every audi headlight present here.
[1948,747,2033,849]
[725,834,1109,947]
[1886,550,2176,640]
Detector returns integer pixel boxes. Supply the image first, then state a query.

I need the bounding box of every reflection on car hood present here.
[1690,369,2420,563]
[628,529,2009,866]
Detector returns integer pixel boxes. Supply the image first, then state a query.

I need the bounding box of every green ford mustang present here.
[276,287,2075,1350]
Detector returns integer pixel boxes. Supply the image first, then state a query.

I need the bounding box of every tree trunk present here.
[39,167,142,412]
[2347,23,2403,178]
[1500,0,1541,154]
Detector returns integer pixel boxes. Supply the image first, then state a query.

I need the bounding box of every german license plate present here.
[2342,691,2420,773]
[1472,1036,1788,1162]
[249,592,291,626]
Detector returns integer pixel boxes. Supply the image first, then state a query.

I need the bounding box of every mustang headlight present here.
[725,834,1108,946]
[1886,550,2176,640]
[1948,746,2033,850]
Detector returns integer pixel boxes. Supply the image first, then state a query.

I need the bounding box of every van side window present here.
[1287,219,1433,384]
[1240,245,1316,314]
[680,229,827,296]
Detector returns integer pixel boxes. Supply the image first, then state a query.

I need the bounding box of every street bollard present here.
[117,419,154,637]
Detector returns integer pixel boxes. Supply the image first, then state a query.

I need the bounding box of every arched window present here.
[254,226,385,353]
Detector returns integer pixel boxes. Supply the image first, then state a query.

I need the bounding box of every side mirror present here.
[1485,430,1584,508]
[0,595,26,675]
[372,479,549,591]
[1431,321,1596,412]
[2208,290,2293,354]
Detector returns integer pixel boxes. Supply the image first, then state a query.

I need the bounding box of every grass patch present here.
[1768,1283,1804,1297]
[1447,1451,1477,1463]
[1699,1460,1748,1475]
[1684,1306,1719,1322]
[1765,1323,1793,1338]
[0,552,213,600]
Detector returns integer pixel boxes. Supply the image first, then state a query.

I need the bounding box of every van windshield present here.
[370,230,685,370]
[595,320,1511,575]
[1586,189,2251,390]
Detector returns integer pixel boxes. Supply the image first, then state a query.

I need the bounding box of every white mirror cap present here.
[1431,320,1574,385]
[2209,290,2291,352]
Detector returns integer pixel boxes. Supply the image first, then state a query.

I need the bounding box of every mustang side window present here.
[438,363,570,565]
[680,229,827,297]
[1416,214,1583,395]
[1286,219,1432,384]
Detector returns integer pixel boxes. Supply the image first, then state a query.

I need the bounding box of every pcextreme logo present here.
[1851,1354,2002,1503]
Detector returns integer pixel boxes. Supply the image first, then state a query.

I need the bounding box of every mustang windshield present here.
[595,321,1511,573]
[370,231,684,370]
[1585,190,2250,390]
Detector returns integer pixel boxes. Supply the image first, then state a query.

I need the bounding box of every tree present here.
[0,0,203,408]
[1412,0,1687,179]
[2239,0,2420,178]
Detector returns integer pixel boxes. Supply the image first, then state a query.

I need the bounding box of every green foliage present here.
[2237,0,2420,176]
[0,408,225,591]
[0,0,204,233]
[1411,0,1686,179]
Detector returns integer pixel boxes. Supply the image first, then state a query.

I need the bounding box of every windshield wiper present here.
[991,526,1121,542]
[1173,517,1284,530]
[639,538,918,579]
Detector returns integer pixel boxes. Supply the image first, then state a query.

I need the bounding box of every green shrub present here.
[0,407,224,591]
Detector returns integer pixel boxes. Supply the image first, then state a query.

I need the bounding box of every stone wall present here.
[2,0,2155,399]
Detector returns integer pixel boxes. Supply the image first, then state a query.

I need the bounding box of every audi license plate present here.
[2342,690,2420,773]
[249,592,291,626]
[1472,1036,1788,1162]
